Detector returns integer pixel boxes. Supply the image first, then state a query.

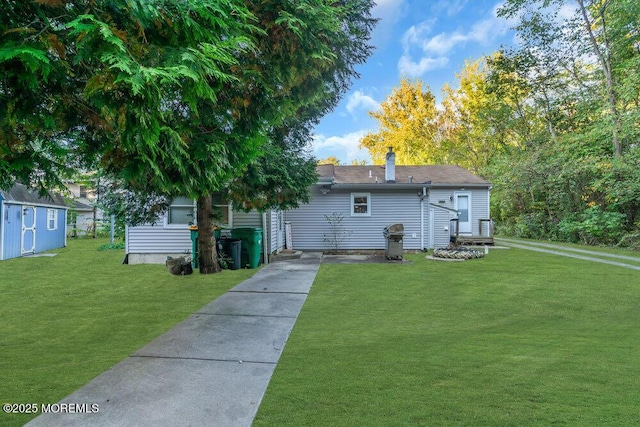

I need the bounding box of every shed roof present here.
[0,183,68,208]
[316,164,490,186]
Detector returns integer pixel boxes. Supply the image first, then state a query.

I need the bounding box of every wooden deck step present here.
[455,236,495,246]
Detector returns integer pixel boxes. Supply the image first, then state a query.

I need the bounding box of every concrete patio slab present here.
[230,272,317,294]
[26,357,275,427]
[199,292,307,318]
[133,314,297,363]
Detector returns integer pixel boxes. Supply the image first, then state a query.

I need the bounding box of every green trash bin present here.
[231,227,263,268]
[189,226,223,269]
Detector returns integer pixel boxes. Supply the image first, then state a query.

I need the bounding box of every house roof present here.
[317,164,490,186]
[70,200,95,212]
[0,183,68,208]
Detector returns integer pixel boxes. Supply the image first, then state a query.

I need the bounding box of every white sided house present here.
[125,196,285,265]
[125,148,492,264]
[284,148,492,251]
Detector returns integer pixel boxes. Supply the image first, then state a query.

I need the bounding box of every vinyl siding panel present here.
[431,205,457,248]
[34,207,66,253]
[2,203,22,260]
[471,189,490,235]
[429,187,490,241]
[126,224,192,255]
[126,208,269,257]
[232,210,262,228]
[267,210,282,253]
[286,186,426,250]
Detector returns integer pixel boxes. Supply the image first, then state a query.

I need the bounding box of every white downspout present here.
[420,186,426,251]
[262,211,269,265]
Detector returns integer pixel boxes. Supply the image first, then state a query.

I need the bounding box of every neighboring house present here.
[65,181,102,236]
[285,148,492,251]
[125,194,285,265]
[0,183,68,260]
[125,148,492,264]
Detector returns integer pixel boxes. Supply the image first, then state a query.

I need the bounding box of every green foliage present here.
[558,206,627,245]
[1,0,376,272]
[97,242,125,251]
[475,1,640,247]
[323,212,351,251]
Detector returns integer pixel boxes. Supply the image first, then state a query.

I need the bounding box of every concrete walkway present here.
[27,252,322,427]
[496,238,640,271]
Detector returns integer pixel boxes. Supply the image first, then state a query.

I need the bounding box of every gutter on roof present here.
[317,178,335,185]
[326,183,430,190]
[315,182,490,190]
[429,183,491,189]
[3,200,69,210]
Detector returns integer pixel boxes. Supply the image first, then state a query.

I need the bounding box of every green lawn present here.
[0,238,255,427]
[255,247,640,426]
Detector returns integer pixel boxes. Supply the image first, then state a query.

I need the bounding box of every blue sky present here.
[311,0,518,164]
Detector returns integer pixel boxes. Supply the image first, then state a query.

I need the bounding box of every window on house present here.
[167,197,195,225]
[211,193,231,226]
[351,193,371,216]
[47,209,57,230]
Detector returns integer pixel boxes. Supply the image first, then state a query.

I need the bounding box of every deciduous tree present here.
[360,78,438,164]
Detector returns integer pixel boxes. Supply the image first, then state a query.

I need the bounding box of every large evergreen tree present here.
[1,0,376,272]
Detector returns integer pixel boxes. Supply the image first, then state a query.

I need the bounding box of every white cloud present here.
[401,20,436,52]
[431,0,469,16]
[398,55,449,76]
[312,131,372,164]
[371,0,408,47]
[346,91,380,117]
[398,2,511,77]
[423,32,467,55]
[372,0,406,19]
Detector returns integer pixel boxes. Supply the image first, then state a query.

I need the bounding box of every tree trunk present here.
[576,0,622,157]
[196,193,221,274]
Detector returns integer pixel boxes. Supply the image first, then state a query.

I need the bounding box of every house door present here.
[454,193,472,234]
[21,206,36,255]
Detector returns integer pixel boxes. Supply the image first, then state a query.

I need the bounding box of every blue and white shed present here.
[0,183,68,260]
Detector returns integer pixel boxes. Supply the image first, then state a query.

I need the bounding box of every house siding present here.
[285,186,426,250]
[232,210,262,228]
[429,188,490,235]
[126,208,274,264]
[430,204,457,248]
[267,210,280,254]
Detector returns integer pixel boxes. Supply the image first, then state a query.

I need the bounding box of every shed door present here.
[21,206,36,255]
[454,193,472,234]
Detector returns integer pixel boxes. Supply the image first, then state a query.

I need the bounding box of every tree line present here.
[361,0,639,249]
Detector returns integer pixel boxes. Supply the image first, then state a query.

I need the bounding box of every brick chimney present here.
[385,147,396,183]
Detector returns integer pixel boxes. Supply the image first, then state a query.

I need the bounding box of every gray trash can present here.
[383,224,404,260]
[218,238,242,270]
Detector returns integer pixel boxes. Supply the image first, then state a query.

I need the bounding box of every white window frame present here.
[351,192,371,217]
[165,197,196,228]
[164,196,233,228]
[46,209,58,230]
[211,193,232,228]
